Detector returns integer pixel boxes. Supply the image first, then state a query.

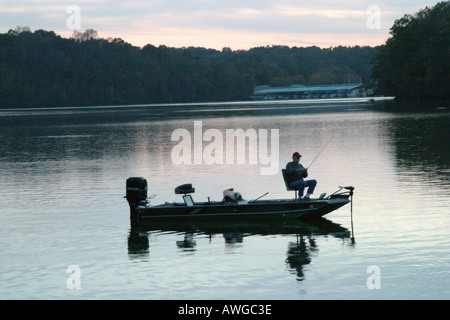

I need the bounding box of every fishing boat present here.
[125,175,354,223]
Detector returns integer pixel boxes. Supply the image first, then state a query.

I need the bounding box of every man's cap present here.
[292,152,302,158]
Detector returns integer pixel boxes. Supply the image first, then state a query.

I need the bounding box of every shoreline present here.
[0,97,394,114]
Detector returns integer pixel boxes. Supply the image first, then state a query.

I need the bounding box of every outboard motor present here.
[126,177,148,205]
[126,177,147,221]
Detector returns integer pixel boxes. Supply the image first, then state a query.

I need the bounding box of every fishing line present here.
[307,136,334,169]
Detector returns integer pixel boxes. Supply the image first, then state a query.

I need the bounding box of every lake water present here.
[0,99,449,300]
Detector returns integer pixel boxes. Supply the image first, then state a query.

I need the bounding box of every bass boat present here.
[125,176,354,223]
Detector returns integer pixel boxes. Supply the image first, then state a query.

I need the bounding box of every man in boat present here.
[285,152,317,200]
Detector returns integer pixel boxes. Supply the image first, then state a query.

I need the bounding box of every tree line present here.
[1,1,447,109]
[371,1,449,101]
[0,28,376,108]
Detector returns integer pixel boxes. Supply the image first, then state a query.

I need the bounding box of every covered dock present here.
[253,84,366,100]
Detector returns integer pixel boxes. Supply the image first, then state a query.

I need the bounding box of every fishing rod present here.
[249,192,269,203]
[307,136,334,169]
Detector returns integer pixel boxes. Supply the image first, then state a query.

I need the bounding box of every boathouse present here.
[253,83,366,100]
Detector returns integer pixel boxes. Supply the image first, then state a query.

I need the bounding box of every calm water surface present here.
[0,100,449,299]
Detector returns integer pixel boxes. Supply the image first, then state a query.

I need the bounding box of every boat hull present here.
[132,197,350,222]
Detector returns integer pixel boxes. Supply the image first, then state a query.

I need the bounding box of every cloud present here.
[0,0,442,49]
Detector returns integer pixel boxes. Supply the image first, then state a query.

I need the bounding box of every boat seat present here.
[281,169,298,199]
[175,184,195,195]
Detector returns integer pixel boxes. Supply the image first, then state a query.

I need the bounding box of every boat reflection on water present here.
[127,218,352,280]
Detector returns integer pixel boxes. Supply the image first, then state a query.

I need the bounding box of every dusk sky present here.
[0,0,441,49]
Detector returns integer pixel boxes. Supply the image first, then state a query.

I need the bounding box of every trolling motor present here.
[329,185,354,199]
[331,186,355,243]
[347,186,355,243]
[329,185,355,242]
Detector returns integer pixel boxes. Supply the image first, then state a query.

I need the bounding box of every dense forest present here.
[0,27,376,108]
[1,2,447,108]
[371,1,449,100]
